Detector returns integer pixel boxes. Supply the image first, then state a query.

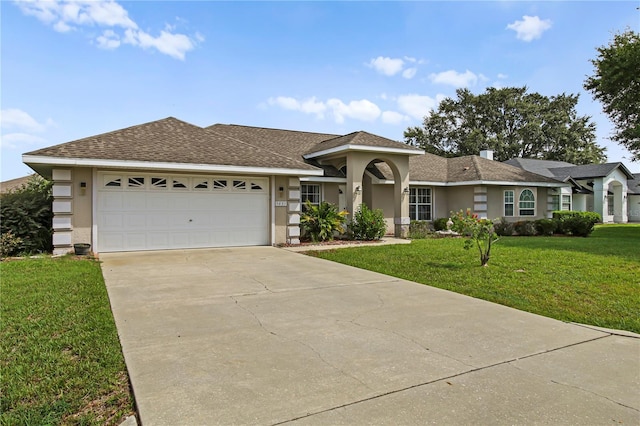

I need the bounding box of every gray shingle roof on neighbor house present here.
[25,117,319,171]
[549,163,634,180]
[503,158,575,178]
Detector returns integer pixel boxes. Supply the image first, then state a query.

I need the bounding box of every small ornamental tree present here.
[450,209,499,266]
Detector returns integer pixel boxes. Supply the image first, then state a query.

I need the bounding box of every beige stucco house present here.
[22,116,600,255]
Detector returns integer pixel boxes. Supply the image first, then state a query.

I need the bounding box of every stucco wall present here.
[432,187,449,219]
[628,195,640,222]
[71,167,93,246]
[274,175,289,244]
[370,184,395,234]
[444,186,475,216]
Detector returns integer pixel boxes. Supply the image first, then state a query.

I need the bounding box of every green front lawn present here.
[310,224,640,333]
[1,257,134,425]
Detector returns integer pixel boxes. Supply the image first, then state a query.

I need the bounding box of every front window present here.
[409,187,432,221]
[519,189,535,216]
[301,184,321,212]
[504,190,515,216]
[607,195,614,215]
[562,194,571,211]
[550,194,560,211]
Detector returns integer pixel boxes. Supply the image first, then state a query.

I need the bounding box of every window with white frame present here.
[607,194,614,215]
[409,187,432,221]
[301,184,321,211]
[550,195,560,211]
[504,190,515,216]
[519,189,535,216]
[562,194,571,211]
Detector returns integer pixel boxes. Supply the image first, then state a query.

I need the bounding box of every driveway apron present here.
[100,247,640,425]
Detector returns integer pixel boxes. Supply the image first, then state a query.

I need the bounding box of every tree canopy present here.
[404,86,606,165]
[584,29,640,162]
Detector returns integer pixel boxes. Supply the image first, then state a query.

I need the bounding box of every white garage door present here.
[97,173,269,252]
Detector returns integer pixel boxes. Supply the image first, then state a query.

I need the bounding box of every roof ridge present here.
[211,123,340,137]
[205,128,316,169]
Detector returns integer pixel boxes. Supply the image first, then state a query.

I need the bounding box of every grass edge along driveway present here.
[309,224,640,334]
[1,256,135,426]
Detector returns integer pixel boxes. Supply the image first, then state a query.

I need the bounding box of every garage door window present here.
[151,177,167,189]
[101,174,267,193]
[128,177,145,188]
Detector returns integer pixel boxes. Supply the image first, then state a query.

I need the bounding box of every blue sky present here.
[2,0,639,180]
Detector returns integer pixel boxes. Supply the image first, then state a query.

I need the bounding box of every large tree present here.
[584,29,640,162]
[404,86,606,164]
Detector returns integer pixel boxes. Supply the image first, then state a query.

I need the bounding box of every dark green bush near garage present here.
[0,176,53,257]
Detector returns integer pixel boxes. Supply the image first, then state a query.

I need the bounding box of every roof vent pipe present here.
[479,149,494,160]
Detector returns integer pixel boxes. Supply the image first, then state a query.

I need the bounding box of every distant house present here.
[505,158,636,223]
[22,117,631,255]
[0,174,35,194]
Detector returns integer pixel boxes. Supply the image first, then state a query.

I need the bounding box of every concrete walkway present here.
[101,247,640,425]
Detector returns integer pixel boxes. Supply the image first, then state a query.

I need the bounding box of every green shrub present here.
[409,220,433,239]
[534,218,557,236]
[300,201,348,242]
[553,211,601,237]
[0,176,53,254]
[514,220,537,236]
[493,217,515,236]
[0,231,24,258]
[350,203,387,240]
[433,217,450,231]
[450,209,499,266]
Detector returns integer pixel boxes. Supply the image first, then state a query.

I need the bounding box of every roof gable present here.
[304,131,423,158]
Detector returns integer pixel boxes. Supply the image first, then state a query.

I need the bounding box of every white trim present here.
[92,168,98,252]
[299,176,346,183]
[22,155,324,176]
[270,176,276,246]
[303,144,424,159]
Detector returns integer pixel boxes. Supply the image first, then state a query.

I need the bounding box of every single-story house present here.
[505,158,637,223]
[22,117,590,254]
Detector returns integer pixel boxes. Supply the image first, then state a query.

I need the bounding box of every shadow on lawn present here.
[497,225,640,264]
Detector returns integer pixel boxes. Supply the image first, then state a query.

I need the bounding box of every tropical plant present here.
[300,201,348,242]
[349,203,387,240]
[451,209,499,266]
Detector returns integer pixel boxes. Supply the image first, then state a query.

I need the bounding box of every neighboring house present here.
[628,174,640,222]
[0,174,35,194]
[505,158,636,223]
[22,117,568,254]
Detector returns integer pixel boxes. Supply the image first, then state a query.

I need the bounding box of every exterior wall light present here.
[354,186,362,195]
[403,187,410,194]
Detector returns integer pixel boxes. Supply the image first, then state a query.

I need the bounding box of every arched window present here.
[519,189,535,216]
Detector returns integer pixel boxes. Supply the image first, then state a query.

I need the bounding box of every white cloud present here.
[367,56,405,76]
[402,67,417,79]
[497,73,508,79]
[1,108,53,132]
[397,94,439,120]
[0,133,47,149]
[268,96,381,124]
[97,29,120,49]
[14,0,200,60]
[381,111,409,125]
[506,15,552,42]
[268,96,326,118]
[429,69,479,88]
[327,98,381,123]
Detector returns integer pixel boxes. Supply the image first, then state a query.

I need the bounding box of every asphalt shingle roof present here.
[374,154,559,184]
[503,158,575,178]
[26,117,319,171]
[304,131,422,156]
[628,173,640,195]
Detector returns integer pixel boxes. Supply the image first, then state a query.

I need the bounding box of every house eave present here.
[22,155,324,177]
[376,178,568,188]
[303,144,424,160]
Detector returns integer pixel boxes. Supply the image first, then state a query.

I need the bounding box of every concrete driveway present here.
[101,247,639,425]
